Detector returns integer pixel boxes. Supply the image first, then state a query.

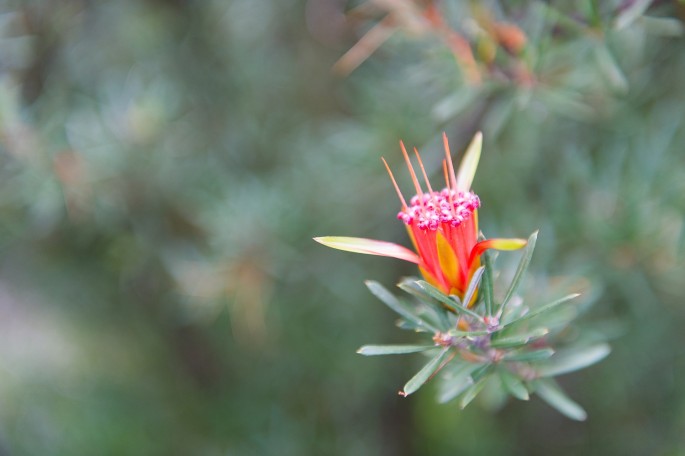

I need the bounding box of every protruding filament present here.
[443,160,455,213]
[382,157,408,209]
[413,147,435,195]
[443,133,458,192]
[400,141,424,200]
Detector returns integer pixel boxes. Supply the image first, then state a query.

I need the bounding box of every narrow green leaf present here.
[437,363,477,403]
[432,86,481,122]
[357,345,436,356]
[432,307,453,332]
[594,45,628,93]
[640,16,684,36]
[414,303,450,334]
[397,277,429,299]
[471,363,492,383]
[447,329,489,337]
[538,88,595,120]
[366,281,440,333]
[587,0,601,27]
[415,280,484,322]
[448,293,464,308]
[490,328,549,348]
[499,231,538,317]
[398,278,448,309]
[537,3,590,34]
[482,250,495,316]
[366,280,402,309]
[499,368,529,401]
[537,344,610,377]
[500,296,526,325]
[504,293,580,327]
[614,0,652,30]
[397,279,453,331]
[503,348,555,362]
[401,347,451,396]
[459,377,488,409]
[461,266,485,313]
[533,379,587,421]
[396,319,420,331]
[483,97,515,139]
[469,364,493,383]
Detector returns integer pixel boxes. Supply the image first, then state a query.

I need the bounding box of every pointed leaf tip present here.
[402,347,451,396]
[314,236,419,264]
[357,345,436,356]
[538,343,611,377]
[534,379,587,421]
[498,231,539,314]
[456,131,483,192]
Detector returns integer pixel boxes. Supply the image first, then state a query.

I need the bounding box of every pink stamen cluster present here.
[397,189,480,231]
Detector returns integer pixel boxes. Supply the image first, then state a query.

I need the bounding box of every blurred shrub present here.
[0,0,683,455]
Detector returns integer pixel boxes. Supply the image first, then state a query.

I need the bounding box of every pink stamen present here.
[399,188,480,232]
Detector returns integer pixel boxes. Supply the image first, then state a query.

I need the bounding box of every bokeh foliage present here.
[0,0,684,455]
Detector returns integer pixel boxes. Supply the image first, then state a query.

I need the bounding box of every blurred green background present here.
[0,0,684,454]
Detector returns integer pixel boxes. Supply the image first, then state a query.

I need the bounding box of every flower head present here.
[315,132,526,303]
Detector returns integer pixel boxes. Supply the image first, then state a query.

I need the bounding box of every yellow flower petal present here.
[436,231,459,287]
[455,131,482,192]
[418,265,441,290]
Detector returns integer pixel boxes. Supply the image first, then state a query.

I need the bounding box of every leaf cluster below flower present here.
[358,231,610,421]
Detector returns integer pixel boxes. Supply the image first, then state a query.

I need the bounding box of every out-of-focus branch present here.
[334,0,482,83]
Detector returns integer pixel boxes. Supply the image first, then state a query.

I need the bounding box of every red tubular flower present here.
[315,132,526,303]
